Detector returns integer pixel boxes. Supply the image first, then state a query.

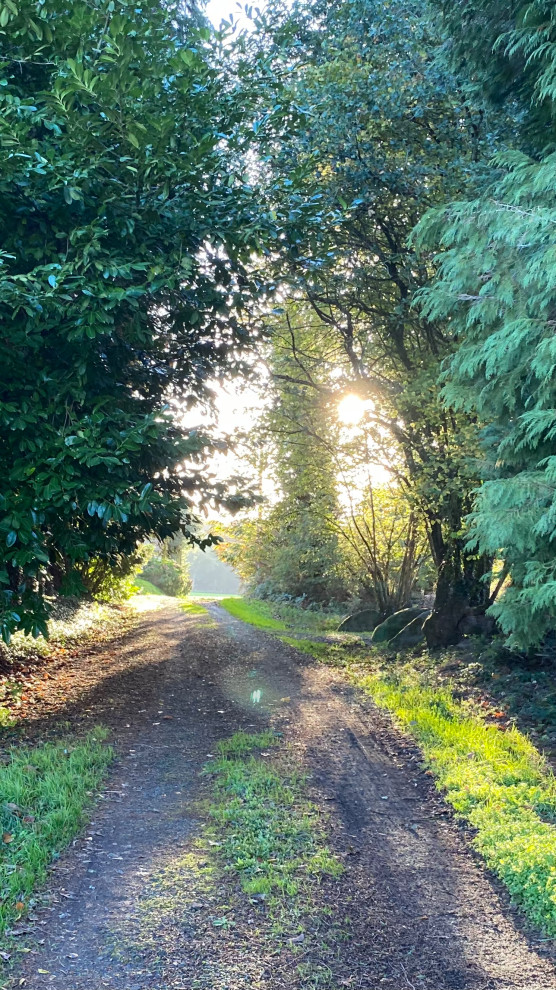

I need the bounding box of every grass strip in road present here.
[180,599,209,616]
[205,731,342,907]
[0,728,113,944]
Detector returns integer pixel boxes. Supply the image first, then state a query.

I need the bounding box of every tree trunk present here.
[423,544,493,648]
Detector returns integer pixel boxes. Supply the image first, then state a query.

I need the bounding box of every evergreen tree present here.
[416,1,556,647]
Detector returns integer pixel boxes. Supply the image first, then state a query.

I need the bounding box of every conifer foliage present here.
[417,0,556,647]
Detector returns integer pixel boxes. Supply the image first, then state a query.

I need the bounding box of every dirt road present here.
[9,601,556,989]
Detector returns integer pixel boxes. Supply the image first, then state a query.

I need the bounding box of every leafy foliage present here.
[0,0,268,641]
[246,0,499,642]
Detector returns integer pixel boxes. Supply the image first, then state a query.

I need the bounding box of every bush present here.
[75,550,147,603]
[140,557,192,597]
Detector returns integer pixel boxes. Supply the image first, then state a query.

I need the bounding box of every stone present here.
[338,609,381,633]
[387,612,431,650]
[371,607,429,644]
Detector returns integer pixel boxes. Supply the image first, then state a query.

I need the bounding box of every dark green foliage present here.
[0,0,267,641]
[337,609,381,633]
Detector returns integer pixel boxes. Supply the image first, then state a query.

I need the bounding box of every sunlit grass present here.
[0,728,113,942]
[220,597,343,634]
[180,599,209,616]
[133,577,166,596]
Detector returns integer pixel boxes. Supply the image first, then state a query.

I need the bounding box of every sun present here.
[337,394,367,425]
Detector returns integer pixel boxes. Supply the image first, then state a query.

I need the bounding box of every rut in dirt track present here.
[9,601,556,990]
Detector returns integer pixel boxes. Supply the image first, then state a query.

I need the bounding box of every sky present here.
[204,0,253,28]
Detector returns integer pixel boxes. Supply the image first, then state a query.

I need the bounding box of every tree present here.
[247,0,501,643]
[246,322,346,603]
[416,0,556,649]
[0,0,268,640]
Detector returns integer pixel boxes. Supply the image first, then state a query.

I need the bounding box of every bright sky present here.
[204,0,253,28]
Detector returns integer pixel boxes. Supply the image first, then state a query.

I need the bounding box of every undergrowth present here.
[0,728,113,943]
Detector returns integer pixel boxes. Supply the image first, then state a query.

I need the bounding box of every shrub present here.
[140,557,192,597]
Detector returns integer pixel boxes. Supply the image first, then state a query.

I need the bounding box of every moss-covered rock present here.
[387,612,431,650]
[371,607,428,644]
[338,609,381,633]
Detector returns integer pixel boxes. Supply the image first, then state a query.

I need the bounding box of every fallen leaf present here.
[0,950,10,962]
[2,833,13,844]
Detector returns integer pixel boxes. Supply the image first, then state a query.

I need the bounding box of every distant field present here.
[188,591,241,600]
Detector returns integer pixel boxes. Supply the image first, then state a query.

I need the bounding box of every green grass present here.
[133,577,166,596]
[180,599,208,616]
[206,731,342,904]
[363,672,556,934]
[219,598,289,630]
[219,596,343,634]
[0,728,113,941]
[188,592,240,600]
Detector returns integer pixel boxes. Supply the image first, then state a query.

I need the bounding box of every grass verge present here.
[205,731,342,911]
[366,672,556,934]
[227,597,556,936]
[0,727,113,945]
[219,597,343,634]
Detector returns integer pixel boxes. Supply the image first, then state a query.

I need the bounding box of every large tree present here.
[0,0,268,640]
[246,0,504,644]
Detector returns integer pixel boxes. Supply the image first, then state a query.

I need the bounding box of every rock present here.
[387,612,431,650]
[371,607,429,644]
[338,609,381,633]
